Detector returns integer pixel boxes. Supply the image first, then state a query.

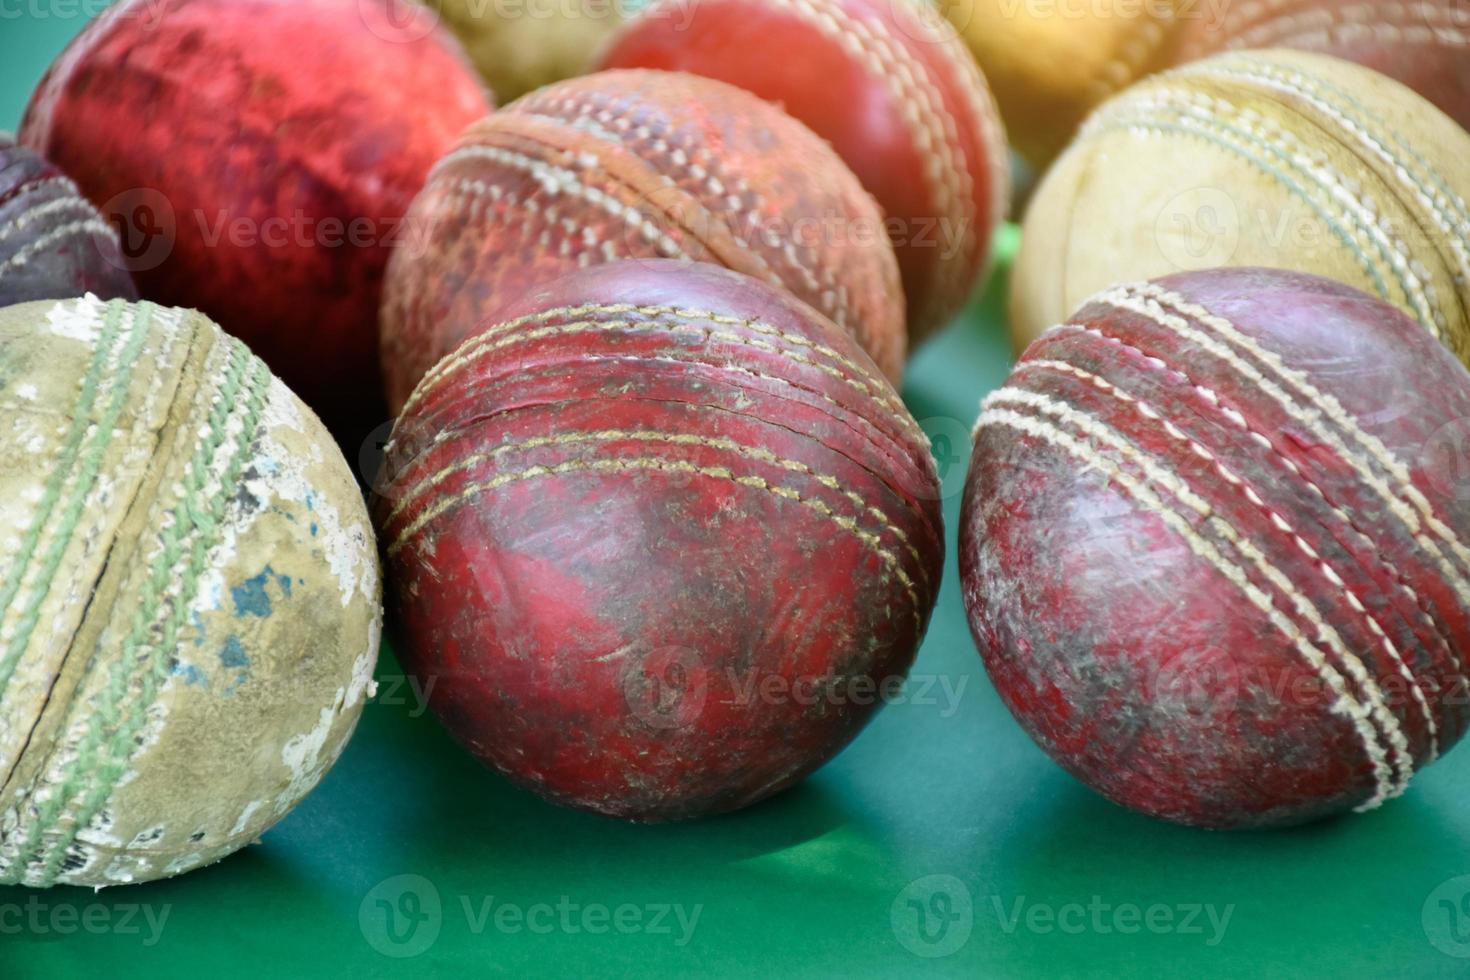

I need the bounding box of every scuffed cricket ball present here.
[379,69,906,412]
[962,268,1470,829]
[377,261,943,821]
[19,0,491,443]
[0,136,135,306]
[600,0,1011,343]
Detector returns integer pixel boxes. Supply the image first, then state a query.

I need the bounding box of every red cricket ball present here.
[0,137,135,306]
[599,0,1010,343]
[962,268,1470,829]
[19,0,491,442]
[379,68,906,413]
[377,260,943,821]
[1169,0,1470,134]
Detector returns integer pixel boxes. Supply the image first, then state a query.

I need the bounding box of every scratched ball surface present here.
[962,268,1470,829]
[435,0,630,102]
[19,0,491,443]
[1010,50,1470,362]
[379,69,906,412]
[0,137,136,307]
[1168,0,1470,136]
[377,261,942,821]
[599,0,1011,343]
[0,297,382,887]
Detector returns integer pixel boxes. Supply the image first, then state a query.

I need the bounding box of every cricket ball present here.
[433,0,630,102]
[377,260,942,821]
[599,0,1011,343]
[963,268,1470,829]
[1168,0,1470,135]
[0,137,136,307]
[19,0,491,444]
[943,0,1188,168]
[1010,50,1470,363]
[0,296,381,887]
[379,69,906,412]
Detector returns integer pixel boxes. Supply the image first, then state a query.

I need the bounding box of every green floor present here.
[4,15,1470,979]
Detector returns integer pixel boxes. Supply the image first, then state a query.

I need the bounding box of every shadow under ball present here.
[377,261,943,822]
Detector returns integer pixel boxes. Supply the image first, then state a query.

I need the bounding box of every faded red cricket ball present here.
[377,261,943,821]
[19,0,491,443]
[0,136,135,306]
[600,0,1010,343]
[379,69,906,413]
[962,268,1470,829]
[1169,0,1470,134]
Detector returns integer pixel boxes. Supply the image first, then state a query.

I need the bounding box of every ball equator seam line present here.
[397,359,937,531]
[0,175,74,215]
[26,344,271,886]
[1131,281,1470,594]
[976,397,1404,808]
[0,196,98,247]
[384,452,925,633]
[0,220,117,280]
[1226,4,1470,49]
[0,299,132,708]
[385,426,932,592]
[1013,356,1443,759]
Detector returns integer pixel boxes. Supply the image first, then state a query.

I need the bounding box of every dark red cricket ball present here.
[19,0,491,444]
[377,260,943,821]
[599,0,1011,344]
[961,268,1470,829]
[0,136,135,306]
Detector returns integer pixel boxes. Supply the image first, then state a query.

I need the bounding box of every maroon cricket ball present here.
[19,0,491,443]
[599,0,1011,344]
[0,136,135,306]
[961,268,1470,829]
[377,260,943,820]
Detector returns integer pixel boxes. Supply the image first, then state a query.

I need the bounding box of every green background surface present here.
[3,9,1470,979]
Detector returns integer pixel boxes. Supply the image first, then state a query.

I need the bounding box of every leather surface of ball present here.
[1010,50,1470,363]
[433,0,629,102]
[599,0,1011,343]
[379,69,906,412]
[963,268,1470,829]
[943,0,1186,168]
[1168,0,1470,135]
[0,296,382,887]
[19,0,492,444]
[377,261,942,821]
[0,137,136,307]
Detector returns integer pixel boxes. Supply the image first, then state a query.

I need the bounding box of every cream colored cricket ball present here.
[427,0,631,102]
[0,296,382,888]
[1011,50,1470,361]
[944,0,1190,168]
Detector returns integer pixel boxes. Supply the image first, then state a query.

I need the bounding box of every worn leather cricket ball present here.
[433,0,630,102]
[377,261,942,821]
[943,0,1189,168]
[1011,50,1470,363]
[1168,0,1470,135]
[0,137,136,307]
[599,0,1011,342]
[19,0,491,445]
[379,69,906,412]
[963,268,1470,829]
[0,296,382,888]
